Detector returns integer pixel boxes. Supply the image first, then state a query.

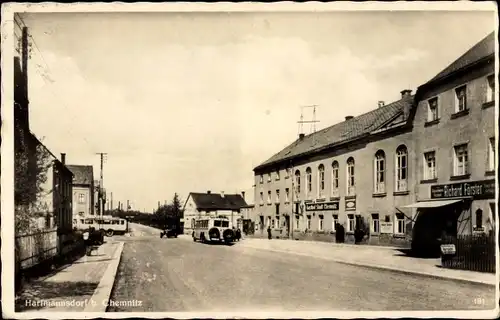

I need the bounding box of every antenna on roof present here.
[297,105,320,135]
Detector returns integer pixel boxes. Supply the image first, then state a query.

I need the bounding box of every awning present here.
[401,199,463,209]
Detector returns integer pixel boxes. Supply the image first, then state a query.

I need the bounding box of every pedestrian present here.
[267,226,272,240]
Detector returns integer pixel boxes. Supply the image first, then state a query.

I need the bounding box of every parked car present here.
[160,228,178,238]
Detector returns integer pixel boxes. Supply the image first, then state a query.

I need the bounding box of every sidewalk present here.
[15,239,124,313]
[237,238,497,286]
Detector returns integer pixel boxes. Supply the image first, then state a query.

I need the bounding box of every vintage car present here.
[160,228,178,238]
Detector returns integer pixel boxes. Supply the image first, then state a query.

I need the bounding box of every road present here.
[108,223,495,312]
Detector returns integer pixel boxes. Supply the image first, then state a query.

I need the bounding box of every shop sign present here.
[380,222,393,234]
[305,201,339,212]
[473,226,485,233]
[430,179,495,200]
[345,199,356,211]
[440,244,456,255]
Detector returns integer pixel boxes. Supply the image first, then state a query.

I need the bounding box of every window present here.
[78,193,85,204]
[285,188,290,202]
[487,75,495,103]
[295,215,300,229]
[271,219,275,229]
[318,164,325,197]
[332,161,339,197]
[475,209,483,229]
[374,151,385,194]
[285,168,290,179]
[260,192,264,204]
[319,215,324,231]
[427,97,439,122]
[295,170,301,198]
[276,189,280,203]
[267,216,271,227]
[424,151,437,180]
[371,213,380,234]
[276,170,280,180]
[488,137,495,172]
[347,157,355,196]
[267,173,271,182]
[396,146,408,192]
[260,175,263,184]
[347,214,355,232]
[332,214,339,231]
[455,85,467,112]
[267,191,271,204]
[453,144,469,176]
[307,216,311,230]
[395,212,405,234]
[306,167,312,197]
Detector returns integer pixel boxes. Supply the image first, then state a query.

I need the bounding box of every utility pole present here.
[127,200,130,211]
[111,192,113,210]
[22,26,29,106]
[96,153,107,216]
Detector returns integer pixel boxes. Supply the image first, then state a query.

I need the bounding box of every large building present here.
[252,31,496,248]
[407,32,496,251]
[182,191,248,235]
[67,165,95,217]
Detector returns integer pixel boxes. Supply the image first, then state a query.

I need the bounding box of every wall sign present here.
[380,222,393,234]
[305,201,339,212]
[430,179,495,200]
[345,199,356,211]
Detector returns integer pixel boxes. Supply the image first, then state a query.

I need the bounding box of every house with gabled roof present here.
[67,165,95,217]
[182,191,248,235]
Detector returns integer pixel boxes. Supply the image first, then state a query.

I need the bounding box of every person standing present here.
[267,226,272,240]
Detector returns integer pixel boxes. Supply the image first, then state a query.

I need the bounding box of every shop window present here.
[488,137,495,172]
[455,85,467,112]
[295,170,301,198]
[374,150,386,194]
[306,167,312,198]
[332,214,339,231]
[423,151,437,180]
[295,215,300,229]
[395,213,405,235]
[332,161,339,197]
[487,75,495,103]
[395,145,408,192]
[347,214,355,232]
[318,164,325,198]
[319,215,324,231]
[307,215,312,230]
[427,97,439,122]
[475,209,483,229]
[371,213,380,234]
[347,157,356,196]
[453,144,469,176]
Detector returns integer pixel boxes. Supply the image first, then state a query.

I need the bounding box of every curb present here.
[241,244,496,287]
[84,241,125,312]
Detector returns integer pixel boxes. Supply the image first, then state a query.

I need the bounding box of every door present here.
[285,215,290,237]
[259,216,264,232]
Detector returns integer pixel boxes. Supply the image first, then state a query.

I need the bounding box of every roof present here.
[188,192,248,210]
[427,32,495,84]
[254,95,414,171]
[66,165,94,185]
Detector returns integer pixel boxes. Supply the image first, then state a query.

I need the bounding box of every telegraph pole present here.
[110,192,113,210]
[96,153,107,216]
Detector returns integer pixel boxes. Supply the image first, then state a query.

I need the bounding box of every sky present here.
[15,10,495,212]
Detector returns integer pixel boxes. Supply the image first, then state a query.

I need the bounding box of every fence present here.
[15,227,58,270]
[441,233,496,273]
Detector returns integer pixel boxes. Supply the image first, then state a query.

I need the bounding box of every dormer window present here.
[427,97,439,122]
[455,85,467,113]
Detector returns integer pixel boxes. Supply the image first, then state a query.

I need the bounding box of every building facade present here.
[253,91,417,245]
[67,165,95,217]
[182,191,248,235]
[407,32,496,251]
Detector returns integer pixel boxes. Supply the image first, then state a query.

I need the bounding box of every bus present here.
[73,215,128,236]
[192,216,235,244]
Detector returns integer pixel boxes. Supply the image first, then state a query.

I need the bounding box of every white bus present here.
[73,215,128,236]
[192,217,235,244]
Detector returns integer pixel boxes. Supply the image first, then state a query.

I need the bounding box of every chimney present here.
[207,190,211,194]
[299,133,305,140]
[61,153,66,165]
[345,116,354,121]
[401,89,412,98]
[221,191,225,198]
[378,101,385,108]
[241,191,245,200]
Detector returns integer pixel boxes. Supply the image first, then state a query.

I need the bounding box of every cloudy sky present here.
[16,10,494,211]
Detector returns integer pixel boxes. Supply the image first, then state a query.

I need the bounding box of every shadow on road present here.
[15,280,98,312]
[394,248,440,259]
